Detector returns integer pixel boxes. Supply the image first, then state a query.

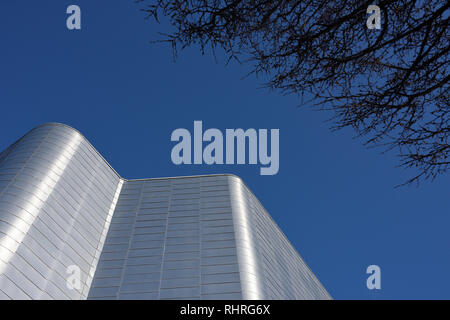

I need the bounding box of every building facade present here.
[0,123,331,300]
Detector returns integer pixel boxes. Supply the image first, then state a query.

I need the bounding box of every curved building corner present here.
[0,123,331,300]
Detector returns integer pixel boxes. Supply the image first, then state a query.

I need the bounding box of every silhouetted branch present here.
[137,0,449,185]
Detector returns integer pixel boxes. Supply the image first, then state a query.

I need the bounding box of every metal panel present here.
[0,123,330,300]
[0,124,122,299]
[90,175,330,300]
[227,175,331,299]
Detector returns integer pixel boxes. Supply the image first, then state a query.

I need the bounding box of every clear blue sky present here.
[0,1,449,299]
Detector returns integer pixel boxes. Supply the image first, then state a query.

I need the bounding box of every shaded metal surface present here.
[228,176,331,299]
[0,123,330,300]
[88,176,243,300]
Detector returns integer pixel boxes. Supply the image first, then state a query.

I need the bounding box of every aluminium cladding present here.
[0,123,331,300]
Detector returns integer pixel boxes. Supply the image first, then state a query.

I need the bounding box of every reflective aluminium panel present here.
[0,124,122,299]
[0,123,331,300]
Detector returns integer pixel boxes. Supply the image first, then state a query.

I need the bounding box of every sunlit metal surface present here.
[0,123,330,300]
[0,124,122,299]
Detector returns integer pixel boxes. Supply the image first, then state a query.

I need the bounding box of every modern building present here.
[0,123,331,300]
